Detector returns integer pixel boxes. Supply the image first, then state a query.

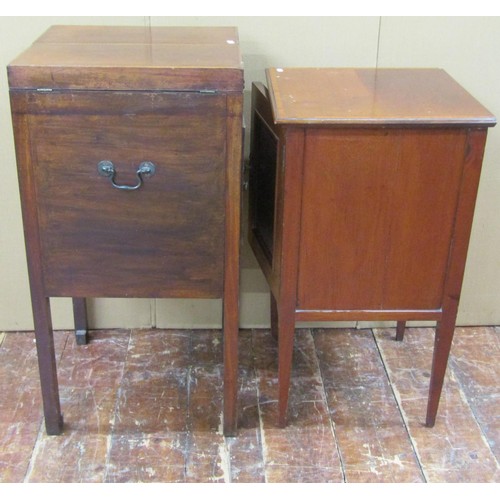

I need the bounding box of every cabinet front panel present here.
[297,128,467,311]
[28,92,227,298]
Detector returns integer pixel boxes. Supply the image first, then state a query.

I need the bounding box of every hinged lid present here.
[266,67,496,127]
[8,25,244,92]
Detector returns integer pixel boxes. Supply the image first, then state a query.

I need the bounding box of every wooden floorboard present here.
[374,327,499,482]
[314,329,424,482]
[448,327,500,461]
[0,326,498,483]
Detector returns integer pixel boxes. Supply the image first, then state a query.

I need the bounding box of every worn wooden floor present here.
[0,326,498,483]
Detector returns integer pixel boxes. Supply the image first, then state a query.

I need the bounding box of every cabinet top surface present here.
[8,25,243,91]
[266,67,496,127]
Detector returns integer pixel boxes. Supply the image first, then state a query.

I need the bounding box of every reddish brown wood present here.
[266,68,495,127]
[298,128,466,311]
[248,69,495,429]
[426,129,488,427]
[295,310,442,322]
[13,91,226,299]
[248,86,305,426]
[36,24,240,45]
[8,26,243,92]
[9,25,243,437]
[10,89,228,115]
[11,113,63,435]
[270,293,278,341]
[275,128,305,427]
[222,94,243,436]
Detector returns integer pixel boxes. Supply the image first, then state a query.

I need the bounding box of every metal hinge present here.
[36,88,53,92]
[199,89,217,94]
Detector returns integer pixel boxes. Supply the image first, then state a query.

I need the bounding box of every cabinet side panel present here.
[9,104,47,300]
[28,92,227,298]
[297,128,466,311]
[298,129,397,310]
[382,129,467,308]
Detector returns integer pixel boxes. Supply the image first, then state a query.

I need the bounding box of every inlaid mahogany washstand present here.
[248,67,496,428]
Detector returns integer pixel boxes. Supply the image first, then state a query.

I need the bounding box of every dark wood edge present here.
[222,93,243,437]
[72,298,88,345]
[11,109,63,434]
[248,82,277,294]
[8,66,244,93]
[295,309,442,322]
[9,89,229,115]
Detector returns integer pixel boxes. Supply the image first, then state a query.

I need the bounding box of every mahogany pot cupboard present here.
[248,68,495,428]
[8,25,243,436]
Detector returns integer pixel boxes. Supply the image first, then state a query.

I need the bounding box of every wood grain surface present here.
[1,327,497,482]
[8,25,243,91]
[266,68,496,126]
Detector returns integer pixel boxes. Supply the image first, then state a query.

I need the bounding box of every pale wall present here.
[1,16,499,330]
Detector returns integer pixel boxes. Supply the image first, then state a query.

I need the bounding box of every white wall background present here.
[1,16,499,330]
